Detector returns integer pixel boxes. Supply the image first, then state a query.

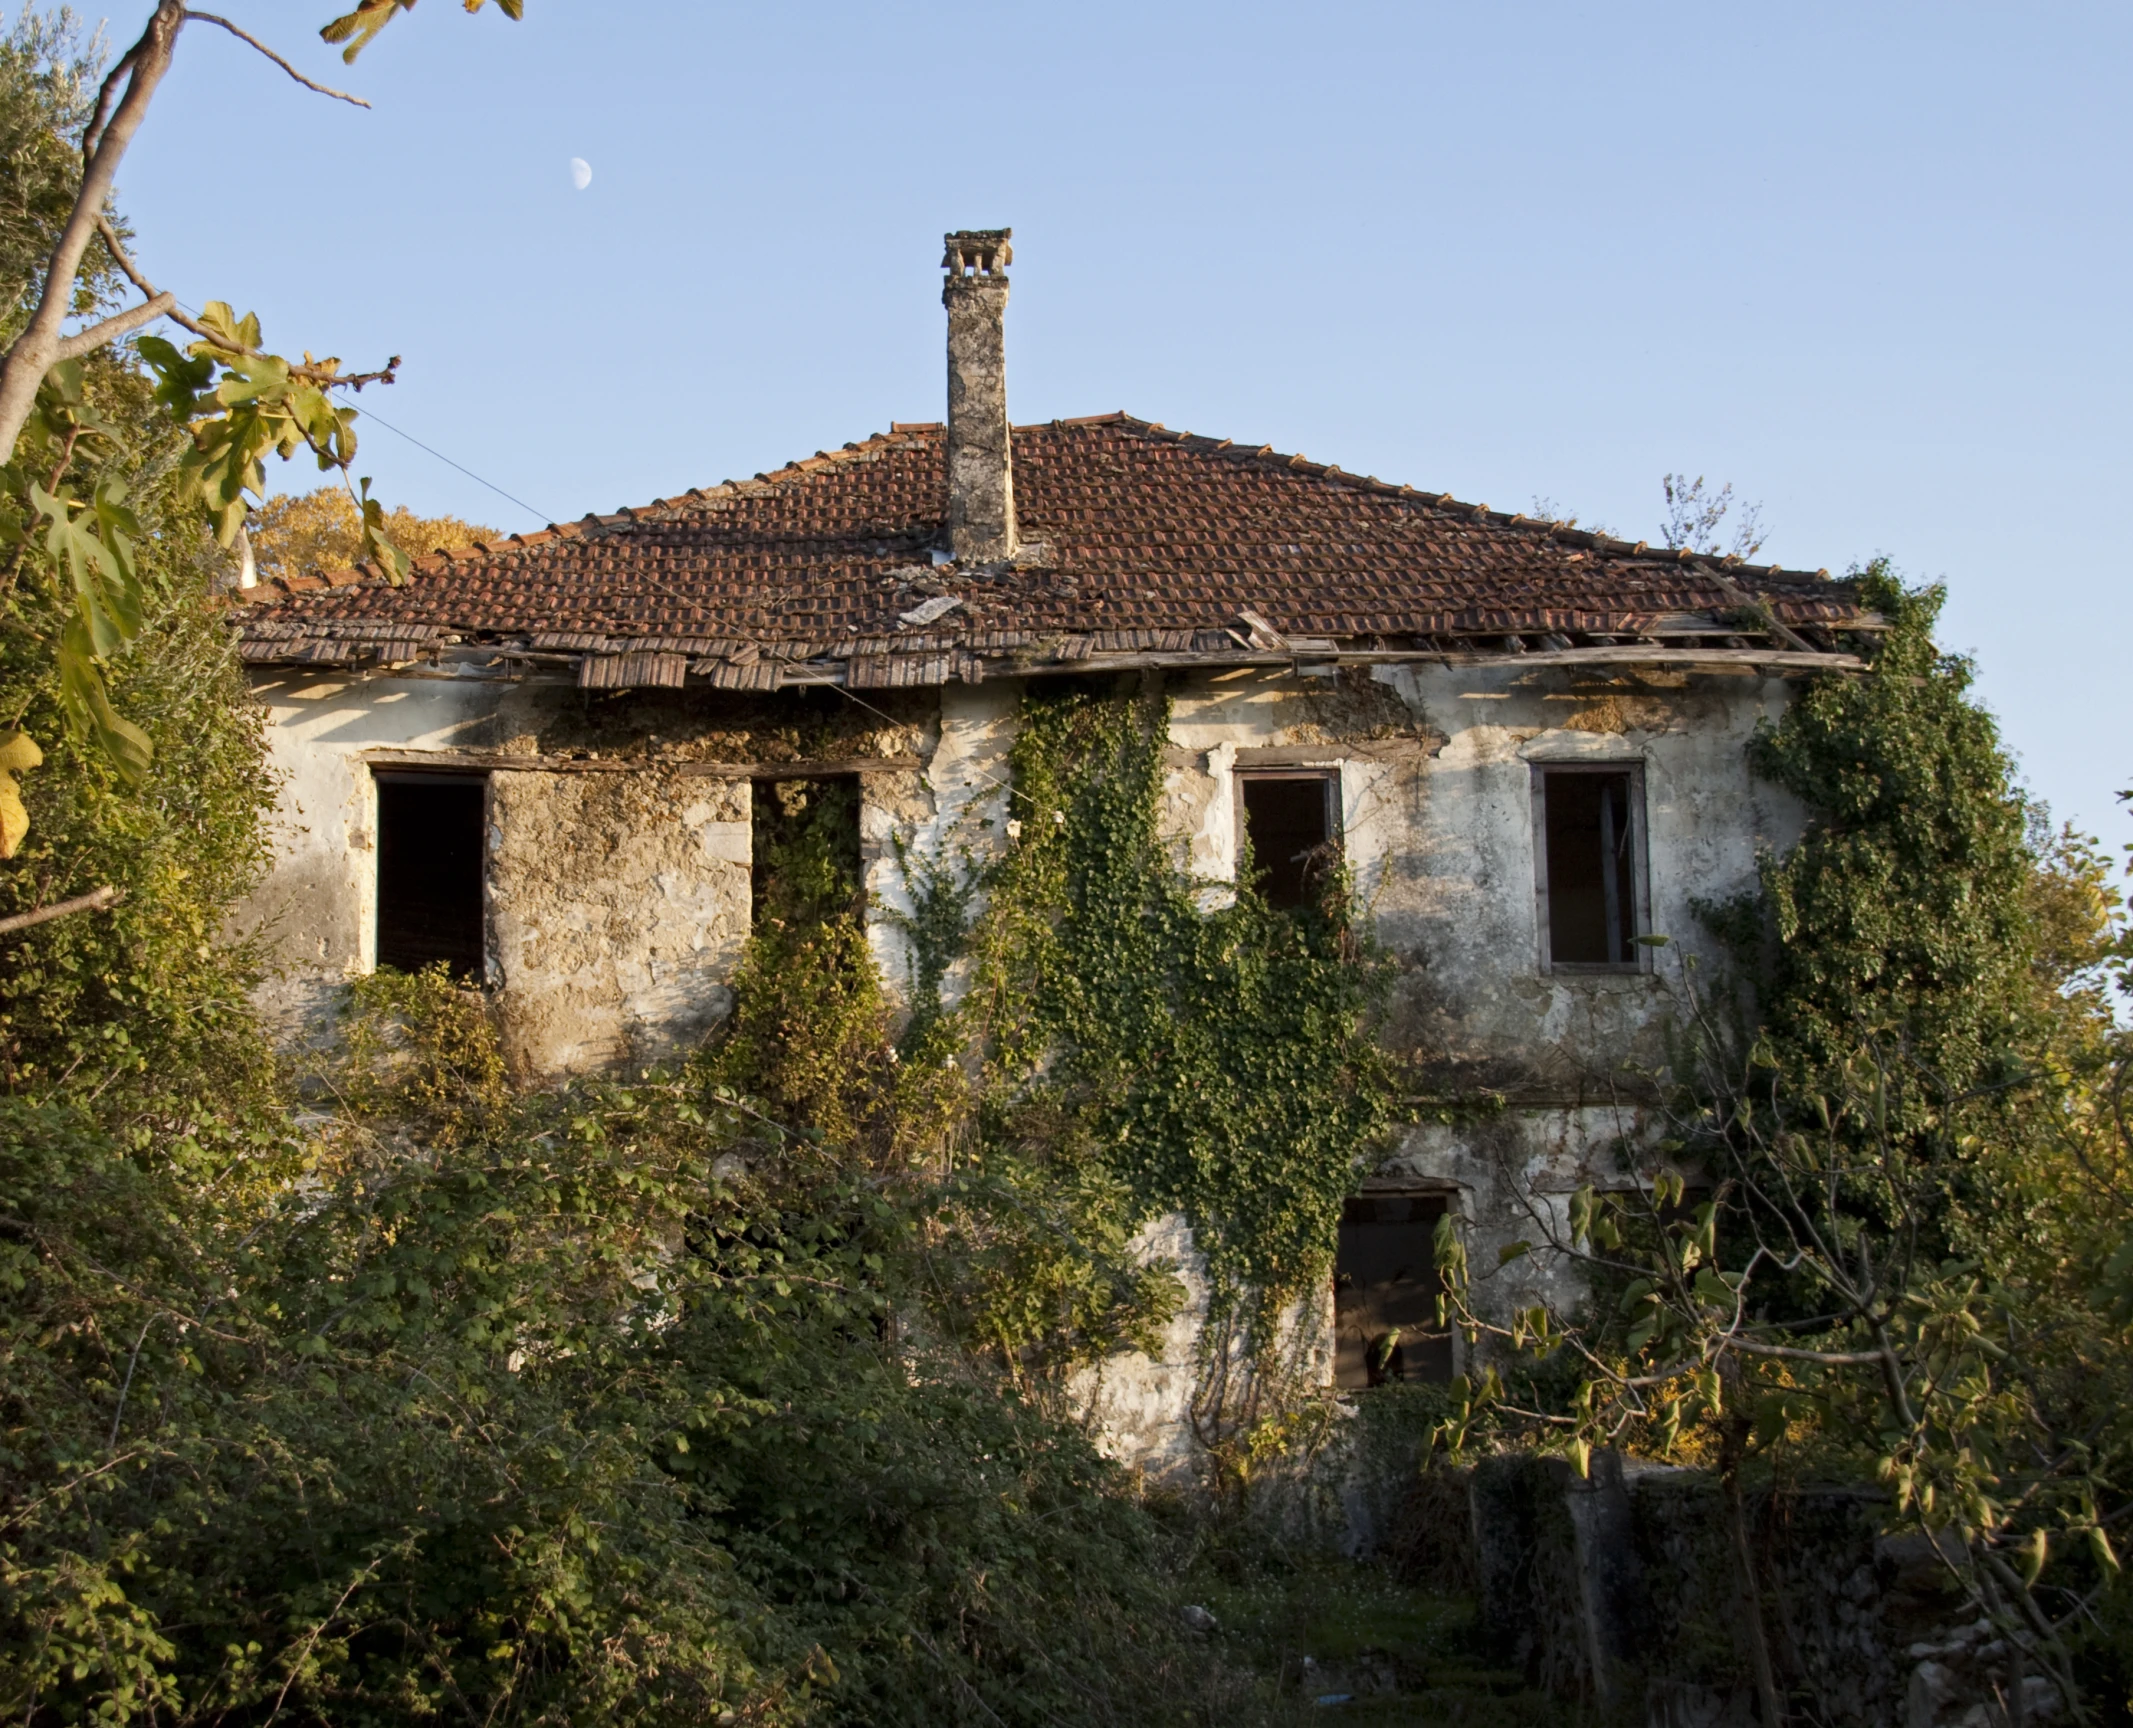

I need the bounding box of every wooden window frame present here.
[1234,768,1342,905]
[1530,762,1651,975]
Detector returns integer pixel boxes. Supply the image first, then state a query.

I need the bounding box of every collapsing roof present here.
[236,234,1871,688]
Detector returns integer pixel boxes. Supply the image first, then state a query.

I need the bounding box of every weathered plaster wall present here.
[1373,659,1803,1091]
[1068,1213,1209,1482]
[236,669,505,1037]
[487,769,747,1074]
[1146,659,1810,1414]
[1377,1106,1651,1343]
[1067,1210,1337,1487]
[237,664,929,1073]
[1163,660,1807,1094]
[865,679,1015,1010]
[241,656,1813,1476]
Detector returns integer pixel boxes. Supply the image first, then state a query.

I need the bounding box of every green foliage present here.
[711,681,1402,1469]
[0,6,1349,1719]
[0,347,278,1137]
[1743,563,2038,1104]
[2,967,1278,1726]
[712,777,915,1160]
[4,356,155,780]
[138,307,407,580]
[0,10,118,338]
[334,963,510,1136]
[868,677,1410,1489]
[0,0,521,827]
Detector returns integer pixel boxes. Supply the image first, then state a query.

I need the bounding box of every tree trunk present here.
[0,2,183,461]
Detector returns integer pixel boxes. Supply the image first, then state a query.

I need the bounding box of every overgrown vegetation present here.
[0,0,521,856]
[0,15,1418,1715]
[1,530,1371,1723]
[7,8,2131,1719]
[1436,565,2133,1718]
[9,956,1306,1725]
[0,633,1416,1721]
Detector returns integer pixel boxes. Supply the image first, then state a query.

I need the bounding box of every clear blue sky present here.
[108,1,2131,846]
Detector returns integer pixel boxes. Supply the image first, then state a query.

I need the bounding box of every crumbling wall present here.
[1375,1105,1651,1347]
[1063,1211,1337,1491]
[236,671,507,1037]
[1360,658,1806,1093]
[1067,1212,1209,1483]
[248,658,1802,1101]
[487,769,748,1075]
[864,681,1010,1009]
[242,657,1820,1479]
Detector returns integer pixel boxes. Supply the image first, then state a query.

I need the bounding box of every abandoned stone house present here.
[229,231,1869,1472]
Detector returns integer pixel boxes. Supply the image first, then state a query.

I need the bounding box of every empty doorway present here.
[1333,1192,1453,1388]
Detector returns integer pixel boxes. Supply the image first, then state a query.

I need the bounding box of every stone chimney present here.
[941,229,1016,562]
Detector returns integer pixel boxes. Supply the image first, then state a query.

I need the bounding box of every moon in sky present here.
[569,157,592,191]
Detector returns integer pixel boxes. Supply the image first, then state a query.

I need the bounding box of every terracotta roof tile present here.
[237,415,1863,678]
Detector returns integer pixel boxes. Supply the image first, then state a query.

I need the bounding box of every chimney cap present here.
[943,229,1012,278]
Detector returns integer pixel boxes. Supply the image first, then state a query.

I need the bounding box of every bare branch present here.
[0,885,123,936]
[1724,1336,1891,1367]
[94,217,399,391]
[94,214,156,300]
[81,41,144,163]
[53,292,175,361]
[181,12,370,107]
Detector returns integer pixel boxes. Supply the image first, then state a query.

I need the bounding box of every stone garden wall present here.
[1386,1452,2056,1728]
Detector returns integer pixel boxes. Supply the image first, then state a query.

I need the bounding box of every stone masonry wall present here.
[1446,1453,2044,1728]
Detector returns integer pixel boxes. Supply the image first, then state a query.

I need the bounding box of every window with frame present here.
[375,772,487,979]
[1238,771,1340,910]
[1333,1192,1453,1388]
[1534,765,1645,970]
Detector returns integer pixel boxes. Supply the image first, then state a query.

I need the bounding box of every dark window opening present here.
[375,773,486,979]
[751,775,862,929]
[1541,768,1640,967]
[1240,773,1338,910]
[1334,1193,1453,1388]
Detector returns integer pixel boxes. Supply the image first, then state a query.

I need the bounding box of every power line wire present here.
[354,403,554,526]
[158,297,555,525]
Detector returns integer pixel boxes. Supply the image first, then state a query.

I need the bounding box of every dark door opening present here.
[1541,768,1640,967]
[751,775,862,927]
[1239,773,1338,910]
[1334,1193,1453,1388]
[375,773,486,979]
